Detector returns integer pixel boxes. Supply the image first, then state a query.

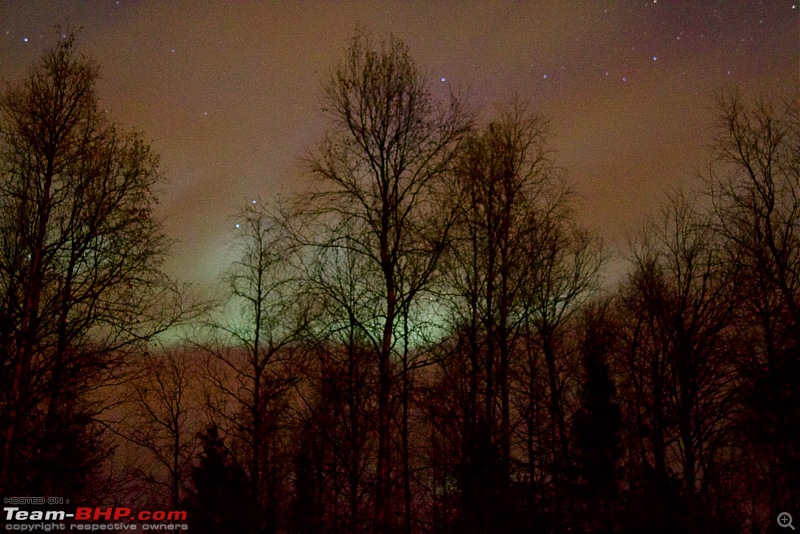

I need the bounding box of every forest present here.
[1,31,799,534]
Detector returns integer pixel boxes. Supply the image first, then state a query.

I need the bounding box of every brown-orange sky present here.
[1,1,797,287]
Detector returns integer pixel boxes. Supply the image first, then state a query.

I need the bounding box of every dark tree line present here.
[1,31,798,534]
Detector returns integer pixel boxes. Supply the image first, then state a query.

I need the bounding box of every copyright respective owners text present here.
[3,498,188,531]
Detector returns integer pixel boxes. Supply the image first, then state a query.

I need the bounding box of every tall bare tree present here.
[0,33,187,496]
[440,104,556,530]
[432,102,602,530]
[305,29,468,532]
[708,92,800,528]
[203,199,307,533]
[521,192,602,518]
[617,191,738,531]
[296,225,380,533]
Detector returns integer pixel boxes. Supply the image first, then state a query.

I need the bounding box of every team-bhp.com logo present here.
[74,508,186,522]
[4,506,188,530]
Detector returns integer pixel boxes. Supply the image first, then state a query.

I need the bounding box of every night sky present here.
[1,1,797,287]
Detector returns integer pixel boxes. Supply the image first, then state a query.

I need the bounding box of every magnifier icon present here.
[779,512,796,530]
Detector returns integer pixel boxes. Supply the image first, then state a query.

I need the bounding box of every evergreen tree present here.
[186,424,251,533]
[572,305,622,532]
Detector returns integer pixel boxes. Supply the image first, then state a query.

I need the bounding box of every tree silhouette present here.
[433,101,602,530]
[617,190,738,532]
[298,228,379,532]
[305,29,468,533]
[571,301,622,533]
[203,199,306,533]
[186,424,251,534]
[116,347,200,508]
[0,32,188,496]
[709,92,800,530]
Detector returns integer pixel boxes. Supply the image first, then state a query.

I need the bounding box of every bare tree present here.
[616,190,738,531]
[708,92,800,528]
[522,200,603,502]
[202,199,307,533]
[305,29,469,532]
[115,346,200,508]
[0,32,189,496]
[296,225,380,533]
[440,104,557,530]
[432,101,602,530]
